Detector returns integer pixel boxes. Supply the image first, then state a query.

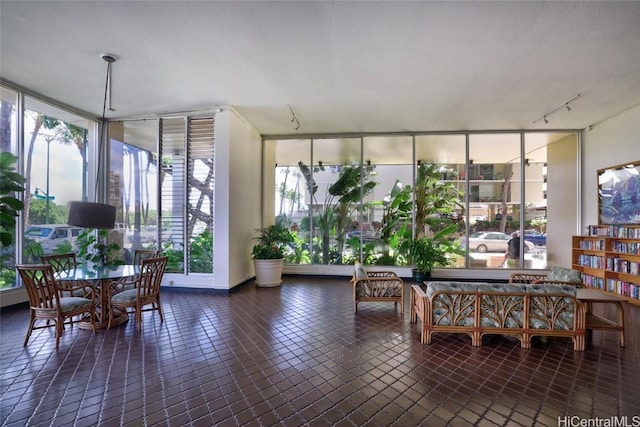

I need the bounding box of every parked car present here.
[24,224,82,253]
[523,230,547,246]
[459,231,534,253]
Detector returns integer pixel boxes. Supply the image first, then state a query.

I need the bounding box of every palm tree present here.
[298,161,377,264]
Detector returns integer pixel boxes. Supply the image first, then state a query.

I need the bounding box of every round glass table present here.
[58,264,139,329]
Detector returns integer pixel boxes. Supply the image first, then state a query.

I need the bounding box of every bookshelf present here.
[572,225,640,307]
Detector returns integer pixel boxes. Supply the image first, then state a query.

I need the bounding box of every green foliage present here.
[415,164,464,237]
[189,229,213,272]
[0,152,26,247]
[285,232,311,264]
[76,229,124,267]
[252,224,294,259]
[298,161,377,264]
[27,198,68,224]
[400,224,463,273]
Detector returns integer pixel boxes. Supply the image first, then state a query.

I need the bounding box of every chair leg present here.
[156,301,164,323]
[136,306,142,332]
[55,320,63,350]
[23,313,36,347]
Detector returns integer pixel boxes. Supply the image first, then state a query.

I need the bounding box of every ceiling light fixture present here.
[533,93,581,125]
[67,54,117,230]
[288,104,302,131]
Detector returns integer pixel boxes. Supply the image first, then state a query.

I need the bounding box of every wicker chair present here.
[109,256,168,331]
[509,266,583,287]
[133,249,160,266]
[41,252,94,298]
[352,262,404,314]
[16,264,96,349]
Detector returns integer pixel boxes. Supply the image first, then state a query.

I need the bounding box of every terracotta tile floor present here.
[1,277,639,426]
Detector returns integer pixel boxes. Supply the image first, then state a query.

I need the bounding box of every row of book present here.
[578,240,605,251]
[581,274,605,290]
[607,280,640,300]
[587,224,640,238]
[576,254,604,269]
[611,241,640,255]
[606,258,640,275]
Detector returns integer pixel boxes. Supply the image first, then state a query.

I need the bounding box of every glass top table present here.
[58,264,139,329]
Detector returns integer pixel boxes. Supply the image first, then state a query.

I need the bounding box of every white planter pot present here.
[253,258,284,287]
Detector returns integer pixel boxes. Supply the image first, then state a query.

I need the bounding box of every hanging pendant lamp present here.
[67,54,117,230]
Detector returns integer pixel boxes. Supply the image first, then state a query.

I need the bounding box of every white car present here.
[460,231,534,253]
[24,224,82,253]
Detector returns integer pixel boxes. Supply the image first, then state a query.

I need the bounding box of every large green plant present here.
[0,152,26,247]
[400,224,463,274]
[75,229,124,267]
[298,161,377,264]
[415,163,463,238]
[252,223,294,260]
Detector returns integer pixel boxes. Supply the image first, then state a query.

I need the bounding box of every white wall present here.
[581,104,640,228]
[546,134,578,268]
[223,108,263,289]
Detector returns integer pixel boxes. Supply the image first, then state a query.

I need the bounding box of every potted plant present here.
[252,223,294,287]
[400,224,463,283]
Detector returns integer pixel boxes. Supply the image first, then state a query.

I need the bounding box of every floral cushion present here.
[111,289,138,303]
[547,266,582,283]
[58,297,93,312]
[354,262,368,280]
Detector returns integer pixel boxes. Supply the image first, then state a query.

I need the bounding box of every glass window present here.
[0,87,19,289]
[22,96,94,262]
[269,138,312,265]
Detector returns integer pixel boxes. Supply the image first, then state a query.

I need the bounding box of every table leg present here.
[79,279,129,329]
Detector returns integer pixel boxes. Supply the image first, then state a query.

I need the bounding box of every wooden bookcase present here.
[572,225,640,307]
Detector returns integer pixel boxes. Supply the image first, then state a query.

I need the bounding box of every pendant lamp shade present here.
[67,201,116,230]
[66,54,118,231]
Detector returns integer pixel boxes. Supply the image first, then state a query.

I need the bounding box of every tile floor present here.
[1,277,639,426]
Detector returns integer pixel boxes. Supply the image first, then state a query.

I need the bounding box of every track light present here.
[288,104,302,131]
[533,94,581,124]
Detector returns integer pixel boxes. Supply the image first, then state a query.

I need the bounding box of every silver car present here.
[460,231,534,253]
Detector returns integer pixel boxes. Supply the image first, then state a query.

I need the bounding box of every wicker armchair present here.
[352,262,404,314]
[41,252,94,298]
[16,264,96,349]
[133,249,160,266]
[109,256,168,331]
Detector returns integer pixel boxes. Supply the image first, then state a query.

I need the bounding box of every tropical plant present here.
[75,229,124,267]
[400,224,463,274]
[252,223,294,260]
[414,163,464,238]
[298,161,377,264]
[285,232,311,264]
[0,152,26,247]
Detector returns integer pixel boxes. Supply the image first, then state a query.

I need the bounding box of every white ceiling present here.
[1,1,640,137]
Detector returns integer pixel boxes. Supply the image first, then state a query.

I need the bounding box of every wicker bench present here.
[410,281,586,350]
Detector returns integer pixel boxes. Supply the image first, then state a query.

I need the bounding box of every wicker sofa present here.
[352,262,404,314]
[410,281,586,350]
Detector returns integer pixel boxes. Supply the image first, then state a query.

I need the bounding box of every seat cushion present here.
[547,266,581,283]
[354,262,368,280]
[59,297,93,312]
[111,289,138,303]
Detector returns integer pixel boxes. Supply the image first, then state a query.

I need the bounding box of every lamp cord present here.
[94,59,112,199]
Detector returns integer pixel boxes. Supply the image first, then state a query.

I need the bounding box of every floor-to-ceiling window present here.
[0,87,98,290]
[266,131,579,273]
[0,87,19,289]
[21,97,94,264]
